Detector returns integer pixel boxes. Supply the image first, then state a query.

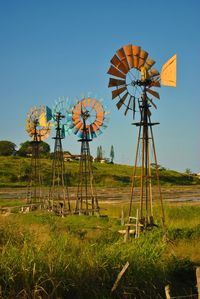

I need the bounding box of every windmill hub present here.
[82,110,90,120]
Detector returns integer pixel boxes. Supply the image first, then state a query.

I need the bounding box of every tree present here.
[110,145,115,164]
[99,146,103,160]
[96,146,103,162]
[185,168,192,175]
[96,146,100,161]
[0,140,16,156]
[17,141,50,157]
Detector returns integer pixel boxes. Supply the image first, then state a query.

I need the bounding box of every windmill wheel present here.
[70,97,108,139]
[108,44,161,117]
[51,97,72,136]
[25,105,51,141]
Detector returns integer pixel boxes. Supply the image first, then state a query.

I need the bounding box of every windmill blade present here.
[92,123,99,131]
[111,54,129,74]
[123,44,134,69]
[116,47,130,73]
[75,121,83,130]
[91,130,97,139]
[95,105,104,113]
[124,95,133,116]
[107,65,126,79]
[82,98,87,107]
[149,68,160,78]
[138,49,148,68]
[72,114,81,120]
[144,57,155,70]
[161,54,177,87]
[110,54,121,67]
[150,80,161,88]
[61,125,65,138]
[46,106,52,121]
[95,120,103,126]
[91,98,97,107]
[73,126,80,135]
[96,114,104,121]
[90,124,98,138]
[116,92,129,110]
[132,45,141,69]
[39,111,47,127]
[146,88,160,99]
[96,128,103,136]
[132,96,136,119]
[118,61,129,74]
[147,98,157,109]
[77,130,84,139]
[108,78,126,88]
[87,97,91,107]
[112,87,127,99]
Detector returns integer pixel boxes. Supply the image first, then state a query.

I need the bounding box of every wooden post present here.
[197,267,200,299]
[135,208,139,238]
[111,261,129,293]
[165,285,171,299]
[121,208,124,226]
[124,226,130,242]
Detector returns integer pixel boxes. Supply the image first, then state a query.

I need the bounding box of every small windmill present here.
[25,105,51,204]
[47,98,71,214]
[69,97,109,215]
[107,44,176,233]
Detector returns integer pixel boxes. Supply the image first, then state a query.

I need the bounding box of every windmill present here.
[69,97,109,215]
[107,44,176,234]
[47,98,71,214]
[25,105,51,204]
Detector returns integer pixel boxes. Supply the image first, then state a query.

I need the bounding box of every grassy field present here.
[0,203,200,299]
[0,156,200,187]
[0,156,199,298]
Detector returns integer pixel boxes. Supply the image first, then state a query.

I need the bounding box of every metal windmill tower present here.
[107,44,176,234]
[69,97,109,215]
[47,98,71,213]
[25,105,51,204]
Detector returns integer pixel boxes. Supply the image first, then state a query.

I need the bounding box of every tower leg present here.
[76,139,99,215]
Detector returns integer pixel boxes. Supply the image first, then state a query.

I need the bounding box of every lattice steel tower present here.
[69,97,109,215]
[107,44,176,232]
[48,98,71,212]
[25,106,51,204]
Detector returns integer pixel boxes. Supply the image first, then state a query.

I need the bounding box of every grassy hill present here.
[0,156,199,187]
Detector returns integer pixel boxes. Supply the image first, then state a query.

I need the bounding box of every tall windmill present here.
[25,105,51,204]
[47,98,71,213]
[107,44,176,232]
[69,97,109,215]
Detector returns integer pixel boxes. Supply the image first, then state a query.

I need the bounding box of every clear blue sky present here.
[0,0,199,172]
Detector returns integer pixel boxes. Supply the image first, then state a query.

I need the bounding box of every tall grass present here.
[0,211,198,298]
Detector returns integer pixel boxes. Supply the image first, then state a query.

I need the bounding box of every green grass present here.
[0,204,200,298]
[0,156,199,187]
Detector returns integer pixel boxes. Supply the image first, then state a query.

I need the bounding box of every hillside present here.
[0,156,199,187]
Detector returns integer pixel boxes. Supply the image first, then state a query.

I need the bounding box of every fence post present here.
[197,267,200,299]
[165,285,171,299]
[121,208,124,226]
